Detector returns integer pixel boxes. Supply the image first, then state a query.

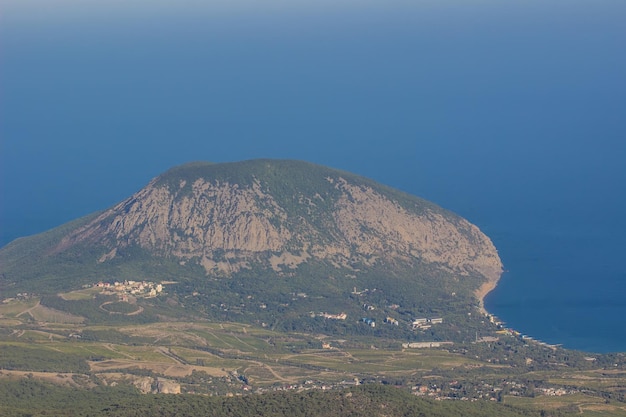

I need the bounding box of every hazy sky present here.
[1,0,625,245]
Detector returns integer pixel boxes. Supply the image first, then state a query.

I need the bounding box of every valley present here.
[1,296,625,416]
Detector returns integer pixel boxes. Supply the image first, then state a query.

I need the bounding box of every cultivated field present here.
[1,297,625,416]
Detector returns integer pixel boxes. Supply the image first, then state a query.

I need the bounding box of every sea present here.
[1,0,625,353]
[407,147,626,354]
[480,203,626,354]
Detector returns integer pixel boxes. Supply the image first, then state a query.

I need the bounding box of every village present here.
[188,370,582,403]
[487,313,564,350]
[93,280,165,299]
[311,308,444,332]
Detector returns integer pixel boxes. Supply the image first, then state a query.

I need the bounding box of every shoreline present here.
[473,275,568,352]
[474,276,500,317]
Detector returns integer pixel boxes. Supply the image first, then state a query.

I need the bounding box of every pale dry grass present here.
[58,288,100,301]
[0,370,92,388]
[27,304,85,324]
[89,359,228,378]
[0,299,39,316]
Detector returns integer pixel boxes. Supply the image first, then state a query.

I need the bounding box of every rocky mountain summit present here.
[51,160,501,282]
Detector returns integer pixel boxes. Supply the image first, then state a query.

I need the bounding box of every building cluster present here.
[361,317,376,327]
[241,378,580,402]
[95,280,164,298]
[490,314,562,350]
[351,287,378,296]
[384,317,399,326]
[411,317,443,330]
[313,311,348,320]
[183,370,583,401]
[2,293,33,303]
[403,341,453,349]
[245,379,361,395]
[538,387,576,396]
[411,379,579,401]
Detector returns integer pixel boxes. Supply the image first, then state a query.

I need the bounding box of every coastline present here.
[474,274,500,317]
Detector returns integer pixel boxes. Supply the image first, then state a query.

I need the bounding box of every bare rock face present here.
[63,180,289,252]
[53,160,502,285]
[132,377,153,394]
[155,378,181,394]
[330,179,502,282]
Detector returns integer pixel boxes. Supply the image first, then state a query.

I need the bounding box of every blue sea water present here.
[483,209,626,353]
[1,0,625,352]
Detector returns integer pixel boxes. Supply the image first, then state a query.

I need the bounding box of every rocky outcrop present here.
[131,376,181,394]
[330,179,502,281]
[155,378,181,394]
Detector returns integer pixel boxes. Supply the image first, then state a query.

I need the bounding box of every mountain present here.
[0,159,502,339]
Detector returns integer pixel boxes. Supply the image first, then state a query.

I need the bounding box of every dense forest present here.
[0,379,558,417]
